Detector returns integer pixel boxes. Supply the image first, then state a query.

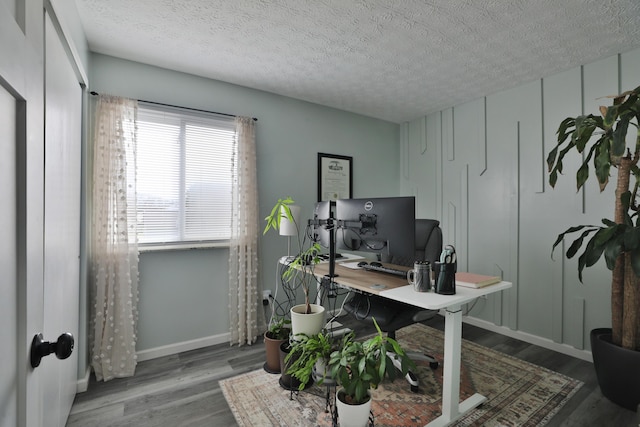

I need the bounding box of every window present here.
[133,102,235,247]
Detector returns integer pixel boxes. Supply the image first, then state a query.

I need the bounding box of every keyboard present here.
[361,264,408,279]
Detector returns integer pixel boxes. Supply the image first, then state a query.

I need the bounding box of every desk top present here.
[314,261,409,295]
[314,261,512,310]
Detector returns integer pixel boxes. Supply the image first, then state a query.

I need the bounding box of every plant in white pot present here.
[264,197,325,337]
[327,319,415,427]
[547,84,640,410]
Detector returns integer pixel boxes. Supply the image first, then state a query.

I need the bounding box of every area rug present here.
[220,323,582,426]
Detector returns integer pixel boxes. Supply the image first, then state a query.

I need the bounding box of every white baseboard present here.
[462,315,593,362]
[76,366,90,393]
[329,307,592,362]
[136,332,231,362]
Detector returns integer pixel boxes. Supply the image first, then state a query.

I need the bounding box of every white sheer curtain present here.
[89,95,140,381]
[228,117,262,345]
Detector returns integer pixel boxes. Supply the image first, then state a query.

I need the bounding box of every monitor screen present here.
[335,196,415,261]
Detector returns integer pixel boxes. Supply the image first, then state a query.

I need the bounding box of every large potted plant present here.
[547,84,640,410]
[263,317,291,373]
[264,197,325,337]
[327,319,415,427]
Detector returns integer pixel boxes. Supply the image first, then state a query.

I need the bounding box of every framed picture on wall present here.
[317,153,352,202]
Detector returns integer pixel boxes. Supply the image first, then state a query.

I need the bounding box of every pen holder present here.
[434,261,456,295]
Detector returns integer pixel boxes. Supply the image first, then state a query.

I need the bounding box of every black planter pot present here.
[591,328,640,411]
[278,342,313,391]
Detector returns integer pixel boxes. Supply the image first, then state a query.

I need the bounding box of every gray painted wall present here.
[401,48,640,352]
[89,53,400,354]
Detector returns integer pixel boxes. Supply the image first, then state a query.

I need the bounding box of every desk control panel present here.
[370,283,387,290]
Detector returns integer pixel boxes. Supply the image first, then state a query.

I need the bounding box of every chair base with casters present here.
[343,292,439,393]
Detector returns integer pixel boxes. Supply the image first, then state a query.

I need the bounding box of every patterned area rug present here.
[220,324,582,426]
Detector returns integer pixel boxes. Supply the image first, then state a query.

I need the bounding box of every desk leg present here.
[426,305,486,427]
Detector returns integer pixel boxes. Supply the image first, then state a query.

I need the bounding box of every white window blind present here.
[134,102,235,246]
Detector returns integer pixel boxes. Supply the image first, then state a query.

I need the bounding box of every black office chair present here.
[343,219,442,391]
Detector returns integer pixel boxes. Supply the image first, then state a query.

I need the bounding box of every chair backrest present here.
[414,219,443,265]
[380,219,442,267]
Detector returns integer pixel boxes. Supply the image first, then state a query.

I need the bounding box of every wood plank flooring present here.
[66,315,637,426]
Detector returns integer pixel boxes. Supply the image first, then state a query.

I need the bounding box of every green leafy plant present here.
[327,318,416,405]
[265,317,291,340]
[284,330,336,390]
[547,84,640,351]
[263,197,321,314]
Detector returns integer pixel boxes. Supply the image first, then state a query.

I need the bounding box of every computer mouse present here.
[370,261,382,267]
[357,261,368,267]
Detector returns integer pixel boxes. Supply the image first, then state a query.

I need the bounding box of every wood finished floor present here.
[66,315,637,426]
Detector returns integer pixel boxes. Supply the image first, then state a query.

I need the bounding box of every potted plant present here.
[547,84,640,410]
[284,329,337,390]
[264,197,325,337]
[327,319,416,427]
[263,317,291,373]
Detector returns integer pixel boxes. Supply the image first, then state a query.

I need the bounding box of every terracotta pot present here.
[263,330,289,373]
[591,328,640,411]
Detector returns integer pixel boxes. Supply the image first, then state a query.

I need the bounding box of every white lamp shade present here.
[279,205,301,236]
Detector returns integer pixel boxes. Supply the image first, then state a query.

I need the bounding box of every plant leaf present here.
[566,228,599,259]
[625,226,640,250]
[612,115,630,158]
[603,105,619,128]
[593,137,611,190]
[551,225,593,258]
[630,249,640,277]
[604,235,624,270]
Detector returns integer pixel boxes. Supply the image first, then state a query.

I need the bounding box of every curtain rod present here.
[89,91,257,121]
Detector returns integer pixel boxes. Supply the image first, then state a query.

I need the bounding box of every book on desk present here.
[455,272,501,288]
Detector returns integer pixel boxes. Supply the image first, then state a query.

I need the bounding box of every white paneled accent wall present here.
[402,48,640,356]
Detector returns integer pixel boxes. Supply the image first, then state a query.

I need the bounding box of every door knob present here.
[30,332,74,369]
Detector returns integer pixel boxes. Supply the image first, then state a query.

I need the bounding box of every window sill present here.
[139,241,230,252]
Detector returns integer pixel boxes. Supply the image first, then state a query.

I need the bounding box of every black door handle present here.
[30,332,74,369]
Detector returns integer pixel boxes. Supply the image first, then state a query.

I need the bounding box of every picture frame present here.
[317,153,352,202]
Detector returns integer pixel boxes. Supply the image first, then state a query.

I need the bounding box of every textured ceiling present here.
[74,0,640,123]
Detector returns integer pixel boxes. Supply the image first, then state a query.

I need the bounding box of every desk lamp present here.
[279,205,300,257]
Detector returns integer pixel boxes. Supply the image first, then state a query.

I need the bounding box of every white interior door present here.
[42,11,82,427]
[0,2,46,426]
[0,68,19,427]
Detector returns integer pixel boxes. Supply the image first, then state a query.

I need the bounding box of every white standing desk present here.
[314,262,512,427]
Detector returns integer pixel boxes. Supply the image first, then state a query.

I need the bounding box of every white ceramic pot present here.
[290,303,325,338]
[336,388,372,427]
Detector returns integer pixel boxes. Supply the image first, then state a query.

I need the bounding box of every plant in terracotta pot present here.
[547,84,640,410]
[263,317,291,373]
[264,197,325,336]
[327,319,415,427]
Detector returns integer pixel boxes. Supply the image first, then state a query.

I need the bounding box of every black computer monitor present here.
[335,196,415,262]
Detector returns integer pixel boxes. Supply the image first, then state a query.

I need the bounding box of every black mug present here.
[433,261,456,295]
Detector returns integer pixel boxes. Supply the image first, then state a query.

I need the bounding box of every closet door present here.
[41,10,83,427]
[0,1,46,426]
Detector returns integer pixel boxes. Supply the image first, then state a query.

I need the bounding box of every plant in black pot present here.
[284,329,337,390]
[263,317,291,373]
[327,319,415,427]
[547,84,640,410]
